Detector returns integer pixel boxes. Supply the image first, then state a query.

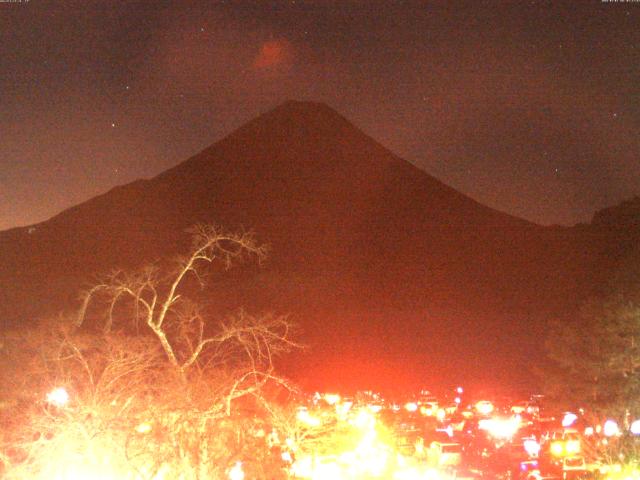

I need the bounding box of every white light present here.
[228,461,244,480]
[135,422,152,434]
[475,400,494,415]
[297,409,321,427]
[324,393,340,405]
[46,387,69,407]
[562,412,578,428]
[478,417,520,439]
[524,438,541,457]
[405,402,418,412]
[630,420,640,435]
[603,419,620,437]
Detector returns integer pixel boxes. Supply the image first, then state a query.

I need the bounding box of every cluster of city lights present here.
[34,387,640,480]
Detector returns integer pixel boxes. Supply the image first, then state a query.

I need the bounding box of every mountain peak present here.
[264,100,353,125]
[164,99,388,181]
[272,99,337,113]
[244,99,354,139]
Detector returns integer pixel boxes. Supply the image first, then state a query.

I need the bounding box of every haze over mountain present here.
[1,101,637,394]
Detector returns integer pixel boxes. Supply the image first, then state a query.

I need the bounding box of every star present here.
[111,122,116,128]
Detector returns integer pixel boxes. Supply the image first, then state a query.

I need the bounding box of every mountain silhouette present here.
[0,101,633,394]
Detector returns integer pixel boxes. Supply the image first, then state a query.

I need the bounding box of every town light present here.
[324,393,341,406]
[478,417,520,439]
[565,439,581,455]
[604,419,621,437]
[228,461,245,480]
[135,422,152,434]
[523,438,541,457]
[562,412,578,427]
[405,402,418,413]
[550,441,565,457]
[420,405,434,416]
[46,387,70,407]
[475,400,494,416]
[297,408,322,427]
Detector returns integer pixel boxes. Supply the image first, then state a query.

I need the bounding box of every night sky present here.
[2,1,639,232]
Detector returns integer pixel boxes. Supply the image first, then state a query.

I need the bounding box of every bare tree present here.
[81,227,278,351]
[2,224,302,479]
[78,224,299,401]
[0,315,168,480]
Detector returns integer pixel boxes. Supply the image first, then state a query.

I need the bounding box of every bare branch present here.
[74,223,291,385]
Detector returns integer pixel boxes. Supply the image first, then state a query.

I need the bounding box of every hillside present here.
[0,101,628,393]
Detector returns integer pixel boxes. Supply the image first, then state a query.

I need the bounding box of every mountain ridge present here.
[0,100,636,392]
